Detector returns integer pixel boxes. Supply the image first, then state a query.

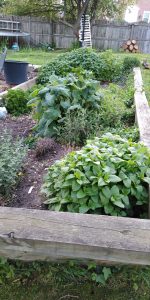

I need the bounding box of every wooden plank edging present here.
[1,207,150,265]
[134,67,150,148]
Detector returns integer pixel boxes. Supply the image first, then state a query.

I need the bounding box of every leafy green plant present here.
[70,40,80,50]
[28,73,103,138]
[123,56,141,74]
[0,131,27,195]
[0,258,14,284]
[56,108,103,146]
[37,48,123,84]
[3,89,31,116]
[42,133,150,217]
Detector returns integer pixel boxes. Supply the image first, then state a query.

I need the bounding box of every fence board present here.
[1,15,150,51]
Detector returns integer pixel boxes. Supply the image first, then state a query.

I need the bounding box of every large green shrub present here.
[28,73,103,137]
[42,133,150,217]
[37,48,123,84]
[3,89,30,116]
[0,131,27,195]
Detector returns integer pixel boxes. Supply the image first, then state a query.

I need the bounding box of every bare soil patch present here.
[0,114,72,209]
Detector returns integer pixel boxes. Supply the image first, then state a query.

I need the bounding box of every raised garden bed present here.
[0,48,150,267]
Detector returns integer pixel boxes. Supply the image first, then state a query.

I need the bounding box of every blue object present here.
[12,42,19,51]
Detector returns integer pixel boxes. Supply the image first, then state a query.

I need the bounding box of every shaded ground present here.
[0,114,71,209]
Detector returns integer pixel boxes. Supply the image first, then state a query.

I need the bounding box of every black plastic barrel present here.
[4,60,28,85]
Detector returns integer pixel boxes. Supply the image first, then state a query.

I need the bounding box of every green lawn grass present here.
[141,68,150,105]
[114,52,150,105]
[1,263,150,300]
[6,49,67,66]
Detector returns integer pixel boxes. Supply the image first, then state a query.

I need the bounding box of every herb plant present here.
[28,73,103,137]
[43,133,150,217]
[0,131,27,195]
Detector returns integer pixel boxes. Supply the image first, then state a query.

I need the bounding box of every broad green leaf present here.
[72,180,81,192]
[98,178,106,186]
[109,175,122,183]
[103,267,112,281]
[114,200,125,208]
[79,205,89,213]
[102,186,111,199]
[77,189,86,198]
[123,178,131,188]
[65,174,74,180]
[111,185,120,197]
[143,177,150,184]
[60,100,70,109]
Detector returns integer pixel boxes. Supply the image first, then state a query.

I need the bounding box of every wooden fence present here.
[1,15,150,52]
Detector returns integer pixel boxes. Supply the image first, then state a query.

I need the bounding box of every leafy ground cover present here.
[1,260,150,300]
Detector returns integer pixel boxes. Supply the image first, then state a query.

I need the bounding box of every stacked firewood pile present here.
[122,40,139,53]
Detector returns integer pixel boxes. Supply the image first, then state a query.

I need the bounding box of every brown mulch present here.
[0,114,72,209]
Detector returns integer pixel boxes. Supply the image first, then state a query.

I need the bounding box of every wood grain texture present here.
[1,207,150,265]
[134,67,150,148]
[2,15,150,52]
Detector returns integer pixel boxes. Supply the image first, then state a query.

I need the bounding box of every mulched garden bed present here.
[0,65,38,93]
[0,114,72,209]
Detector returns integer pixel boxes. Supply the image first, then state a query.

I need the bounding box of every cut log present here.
[129,44,134,51]
[132,40,137,45]
[134,44,139,50]
[127,40,132,46]
[122,43,128,50]
[125,49,130,52]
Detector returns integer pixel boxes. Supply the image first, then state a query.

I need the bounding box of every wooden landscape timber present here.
[134,67,150,218]
[134,67,150,148]
[1,207,150,265]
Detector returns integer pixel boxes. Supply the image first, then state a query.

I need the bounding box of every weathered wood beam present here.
[1,207,150,265]
[134,68,150,217]
[134,67,150,148]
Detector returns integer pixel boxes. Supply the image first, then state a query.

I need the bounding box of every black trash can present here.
[4,60,28,85]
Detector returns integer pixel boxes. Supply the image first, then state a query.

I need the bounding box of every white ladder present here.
[79,14,92,47]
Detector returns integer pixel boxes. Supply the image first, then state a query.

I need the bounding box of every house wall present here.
[137,0,150,20]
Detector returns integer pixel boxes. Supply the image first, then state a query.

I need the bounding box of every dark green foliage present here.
[56,108,102,146]
[0,258,14,284]
[103,126,139,143]
[0,131,27,195]
[3,89,31,116]
[123,56,141,74]
[37,48,123,84]
[43,133,150,217]
[28,73,103,138]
